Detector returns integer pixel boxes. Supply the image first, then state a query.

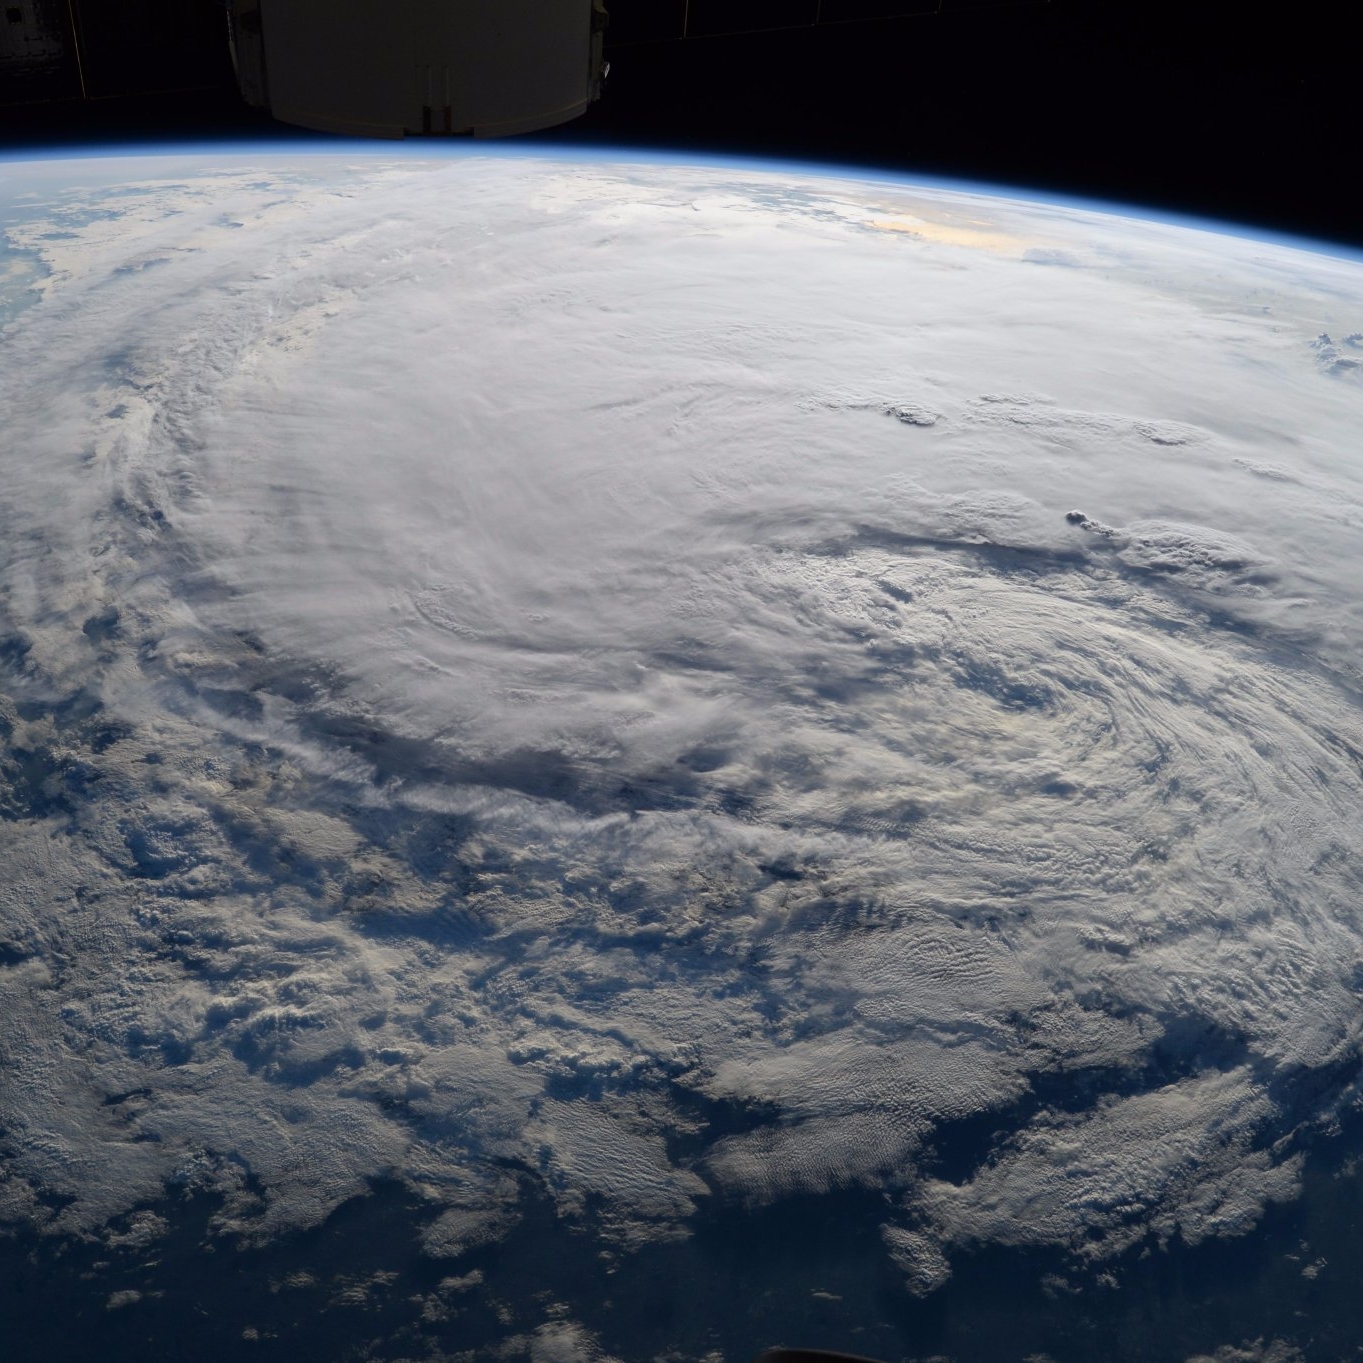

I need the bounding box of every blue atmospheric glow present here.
[0,136,1358,265]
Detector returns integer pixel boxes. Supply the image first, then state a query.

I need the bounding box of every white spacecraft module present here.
[228,0,609,139]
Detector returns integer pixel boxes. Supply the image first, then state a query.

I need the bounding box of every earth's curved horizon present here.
[2,144,1363,1363]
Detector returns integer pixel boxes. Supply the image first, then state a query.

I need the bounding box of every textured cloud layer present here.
[3,151,1363,1308]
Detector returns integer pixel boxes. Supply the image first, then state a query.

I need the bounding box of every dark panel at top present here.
[0,0,81,104]
[817,0,940,21]
[685,0,820,39]
[69,0,227,99]
[601,0,1049,47]
[941,0,1047,10]
[604,0,688,45]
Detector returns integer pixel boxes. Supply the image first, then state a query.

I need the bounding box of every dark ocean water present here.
[5,1112,1361,1363]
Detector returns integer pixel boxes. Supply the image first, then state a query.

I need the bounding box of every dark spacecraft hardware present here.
[223,0,1047,139]
[1,1,1050,126]
[227,0,610,138]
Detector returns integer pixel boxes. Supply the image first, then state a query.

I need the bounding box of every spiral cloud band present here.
[3,153,1363,1329]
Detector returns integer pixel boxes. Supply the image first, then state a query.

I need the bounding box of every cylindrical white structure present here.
[229,0,606,139]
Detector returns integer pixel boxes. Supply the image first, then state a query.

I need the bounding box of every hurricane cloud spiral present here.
[3,151,1363,1306]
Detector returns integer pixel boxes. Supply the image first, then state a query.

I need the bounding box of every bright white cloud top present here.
[2,149,1363,1324]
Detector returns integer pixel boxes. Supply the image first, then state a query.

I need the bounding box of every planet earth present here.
[2,146,1363,1363]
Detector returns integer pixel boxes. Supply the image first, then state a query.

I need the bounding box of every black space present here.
[0,1,1354,249]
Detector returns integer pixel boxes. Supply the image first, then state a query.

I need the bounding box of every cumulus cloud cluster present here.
[3,150,1363,1323]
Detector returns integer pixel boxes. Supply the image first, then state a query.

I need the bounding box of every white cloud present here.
[919,1069,1303,1258]
[2,150,1363,1307]
[1186,1342,1304,1363]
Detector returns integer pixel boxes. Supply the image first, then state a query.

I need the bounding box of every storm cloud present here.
[3,151,1363,1324]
